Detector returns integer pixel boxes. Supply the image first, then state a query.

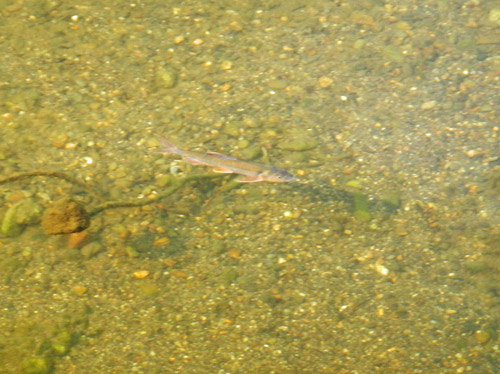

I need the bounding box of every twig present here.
[88,173,224,216]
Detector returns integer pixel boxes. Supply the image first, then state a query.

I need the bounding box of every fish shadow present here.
[288,179,401,218]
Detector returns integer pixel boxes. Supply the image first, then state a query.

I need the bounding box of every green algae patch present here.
[345,179,364,189]
[50,330,74,355]
[0,306,89,374]
[352,192,372,222]
[22,356,52,374]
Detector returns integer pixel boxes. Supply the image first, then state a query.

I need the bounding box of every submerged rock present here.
[352,192,372,222]
[154,67,177,89]
[1,205,23,237]
[1,198,42,237]
[80,242,103,259]
[278,135,318,151]
[41,198,90,235]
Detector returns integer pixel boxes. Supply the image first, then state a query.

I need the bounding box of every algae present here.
[352,192,372,222]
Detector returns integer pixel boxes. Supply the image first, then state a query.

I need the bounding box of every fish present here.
[156,137,297,183]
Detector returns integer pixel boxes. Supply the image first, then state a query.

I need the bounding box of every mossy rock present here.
[41,198,89,235]
[1,199,42,237]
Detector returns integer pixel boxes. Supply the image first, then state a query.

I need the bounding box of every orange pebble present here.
[133,270,150,279]
[171,270,188,279]
[153,237,170,246]
[227,249,241,260]
[162,259,176,267]
[67,231,88,249]
[467,184,478,194]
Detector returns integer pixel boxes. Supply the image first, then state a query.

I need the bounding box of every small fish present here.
[156,137,297,183]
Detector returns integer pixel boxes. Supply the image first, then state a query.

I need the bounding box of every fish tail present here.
[156,137,181,155]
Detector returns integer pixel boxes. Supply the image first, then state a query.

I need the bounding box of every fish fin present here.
[237,175,264,183]
[184,157,211,165]
[212,166,234,173]
[206,151,239,160]
[156,137,181,154]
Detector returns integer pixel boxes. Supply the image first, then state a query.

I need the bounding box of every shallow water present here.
[1,1,499,373]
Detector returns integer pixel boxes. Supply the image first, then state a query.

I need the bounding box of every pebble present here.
[125,246,140,258]
[278,135,317,151]
[227,249,241,260]
[240,145,262,160]
[171,270,188,279]
[80,242,104,260]
[153,237,170,246]
[73,285,88,296]
[133,270,150,279]
[242,117,261,128]
[353,39,366,50]
[155,174,172,187]
[267,79,288,90]
[162,258,176,267]
[173,35,185,44]
[488,9,500,26]
[318,76,333,88]
[421,100,437,110]
[345,180,363,189]
[237,139,249,149]
[383,45,404,63]
[16,199,43,225]
[354,209,372,222]
[474,330,490,345]
[67,231,88,249]
[50,133,69,149]
[155,67,177,89]
[222,122,240,137]
[229,21,243,31]
[220,60,233,70]
[0,213,19,238]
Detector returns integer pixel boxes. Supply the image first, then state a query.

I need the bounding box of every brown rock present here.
[41,198,90,235]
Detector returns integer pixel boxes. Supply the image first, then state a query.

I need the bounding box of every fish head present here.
[261,168,298,183]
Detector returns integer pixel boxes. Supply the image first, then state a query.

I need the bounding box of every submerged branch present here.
[1,170,231,217]
[88,173,224,216]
